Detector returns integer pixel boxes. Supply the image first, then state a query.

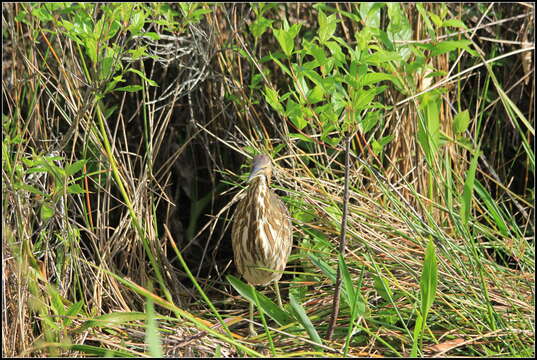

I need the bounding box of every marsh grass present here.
[2,2,534,357]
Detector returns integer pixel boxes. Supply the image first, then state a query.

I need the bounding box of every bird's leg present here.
[274,280,283,308]
[249,288,257,336]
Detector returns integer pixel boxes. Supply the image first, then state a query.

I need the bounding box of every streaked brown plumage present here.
[231,154,292,334]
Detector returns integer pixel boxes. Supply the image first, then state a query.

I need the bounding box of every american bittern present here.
[231,154,292,335]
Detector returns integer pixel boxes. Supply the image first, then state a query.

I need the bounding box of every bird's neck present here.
[248,175,268,199]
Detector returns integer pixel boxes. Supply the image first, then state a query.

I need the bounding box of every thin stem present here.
[274,280,283,308]
[326,132,351,340]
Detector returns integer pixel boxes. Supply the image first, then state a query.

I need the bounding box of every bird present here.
[231,154,293,336]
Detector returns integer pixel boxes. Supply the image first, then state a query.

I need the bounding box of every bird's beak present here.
[248,163,265,182]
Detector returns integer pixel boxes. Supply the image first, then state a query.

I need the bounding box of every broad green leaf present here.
[354,87,382,110]
[226,275,293,326]
[420,238,438,318]
[430,40,477,56]
[273,27,294,57]
[417,94,441,164]
[410,313,424,357]
[360,2,382,28]
[76,312,147,332]
[115,85,144,92]
[338,254,355,309]
[386,3,413,60]
[474,180,510,237]
[372,135,395,155]
[286,99,307,130]
[308,254,336,282]
[65,300,84,326]
[374,275,393,302]
[48,285,65,316]
[360,72,398,87]
[264,86,284,113]
[460,148,481,226]
[442,18,467,29]
[364,50,403,65]
[65,159,87,176]
[318,10,337,44]
[289,293,323,349]
[249,16,273,40]
[40,202,55,221]
[145,296,163,358]
[289,132,313,143]
[67,184,86,194]
[128,68,158,87]
[307,85,325,104]
[16,183,45,196]
[128,10,146,35]
[453,109,470,135]
[360,111,381,134]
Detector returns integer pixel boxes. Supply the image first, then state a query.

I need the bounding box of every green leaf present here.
[417,94,441,164]
[273,27,294,57]
[386,3,413,61]
[360,72,398,87]
[338,254,355,309]
[226,275,293,326]
[269,53,291,76]
[65,301,84,326]
[410,313,424,357]
[75,312,147,333]
[353,87,382,110]
[307,85,324,104]
[286,99,307,130]
[372,135,394,154]
[40,202,55,221]
[145,295,163,358]
[68,344,133,357]
[430,40,476,56]
[460,147,481,226]
[360,111,381,134]
[474,180,511,237]
[264,86,284,113]
[442,18,467,29]
[364,50,403,65]
[48,285,65,316]
[249,16,273,40]
[289,133,313,143]
[453,109,470,135]
[429,12,443,27]
[289,293,323,349]
[374,275,393,302]
[128,68,158,87]
[128,10,146,35]
[318,10,337,44]
[115,85,144,92]
[420,238,438,318]
[67,184,86,194]
[65,159,87,176]
[16,183,45,196]
[308,254,336,282]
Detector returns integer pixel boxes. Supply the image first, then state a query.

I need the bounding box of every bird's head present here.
[247,154,272,184]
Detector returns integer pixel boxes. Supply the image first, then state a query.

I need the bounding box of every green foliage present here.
[289,294,323,350]
[411,238,438,356]
[226,275,294,326]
